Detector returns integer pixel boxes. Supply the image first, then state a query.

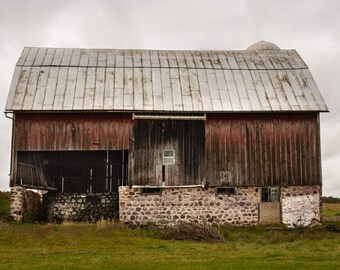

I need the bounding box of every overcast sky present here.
[0,0,339,196]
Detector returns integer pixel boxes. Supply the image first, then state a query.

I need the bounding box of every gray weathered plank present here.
[61,48,73,66]
[268,71,291,111]
[33,48,47,66]
[142,51,151,67]
[301,69,328,111]
[227,55,239,69]
[260,72,281,110]
[53,67,69,110]
[74,67,87,99]
[63,67,77,109]
[234,53,248,69]
[197,69,212,111]
[134,68,144,110]
[17,48,30,66]
[176,51,187,68]
[170,69,183,111]
[209,51,222,69]
[32,67,50,110]
[277,70,300,110]
[182,95,193,111]
[24,48,39,66]
[217,53,230,69]
[158,51,169,67]
[143,67,154,109]
[151,68,163,110]
[52,49,64,66]
[83,68,96,109]
[116,50,124,67]
[179,69,190,96]
[12,67,32,109]
[161,68,173,110]
[287,70,310,110]
[43,67,58,110]
[150,51,160,68]
[70,49,81,66]
[88,51,98,67]
[224,70,242,110]
[167,51,178,68]
[107,50,116,67]
[98,50,107,67]
[5,66,22,110]
[184,51,196,68]
[79,49,89,66]
[188,69,203,111]
[250,71,271,110]
[104,68,115,109]
[206,70,222,110]
[133,51,142,67]
[191,90,203,111]
[219,90,232,111]
[93,68,105,109]
[22,68,40,110]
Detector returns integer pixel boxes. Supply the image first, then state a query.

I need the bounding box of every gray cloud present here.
[0,0,339,196]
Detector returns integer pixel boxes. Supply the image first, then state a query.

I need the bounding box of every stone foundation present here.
[10,186,43,222]
[9,185,322,227]
[45,192,119,222]
[281,185,321,228]
[119,186,259,226]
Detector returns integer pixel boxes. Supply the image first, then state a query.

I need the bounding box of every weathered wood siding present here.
[205,113,320,186]
[132,120,205,186]
[15,113,133,151]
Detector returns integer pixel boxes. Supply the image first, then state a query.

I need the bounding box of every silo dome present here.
[247,40,280,51]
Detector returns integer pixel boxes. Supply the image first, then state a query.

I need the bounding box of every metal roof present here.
[5,41,328,112]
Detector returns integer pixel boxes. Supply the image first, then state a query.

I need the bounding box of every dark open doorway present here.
[16,150,128,193]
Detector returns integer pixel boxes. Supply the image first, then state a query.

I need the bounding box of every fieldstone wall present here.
[45,192,119,222]
[10,186,43,222]
[119,186,259,226]
[281,185,321,228]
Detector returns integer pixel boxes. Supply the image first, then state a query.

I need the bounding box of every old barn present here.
[5,41,328,227]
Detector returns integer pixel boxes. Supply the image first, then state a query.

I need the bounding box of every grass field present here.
[323,203,340,217]
[0,221,340,269]
[0,194,339,269]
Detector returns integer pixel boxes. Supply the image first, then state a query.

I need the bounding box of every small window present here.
[261,187,280,202]
[141,187,162,195]
[216,187,236,195]
[163,150,175,165]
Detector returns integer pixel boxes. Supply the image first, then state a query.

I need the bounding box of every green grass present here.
[0,195,339,269]
[0,221,339,270]
[323,209,340,217]
[323,203,340,217]
[0,192,10,222]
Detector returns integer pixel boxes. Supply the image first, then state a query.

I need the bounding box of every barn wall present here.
[132,120,205,186]
[205,113,320,186]
[15,113,133,151]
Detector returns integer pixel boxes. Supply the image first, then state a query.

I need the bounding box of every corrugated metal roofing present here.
[5,42,328,112]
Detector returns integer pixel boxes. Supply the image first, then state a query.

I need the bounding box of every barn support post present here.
[5,112,16,187]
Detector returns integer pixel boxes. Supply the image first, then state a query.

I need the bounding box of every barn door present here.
[259,187,281,224]
[133,119,205,186]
